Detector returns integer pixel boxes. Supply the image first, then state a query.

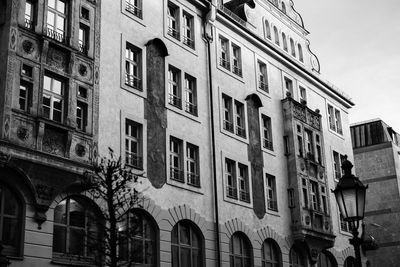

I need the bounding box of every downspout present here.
[204,1,221,266]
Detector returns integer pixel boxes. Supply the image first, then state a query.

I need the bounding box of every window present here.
[289,246,305,267]
[299,86,307,103]
[304,129,314,159]
[297,125,303,157]
[234,101,246,138]
[125,119,143,169]
[232,44,242,76]
[76,87,88,131]
[222,94,233,132]
[317,251,337,267]
[46,0,67,42]
[186,143,200,187]
[266,174,277,211]
[184,74,197,115]
[219,37,230,70]
[222,94,246,139]
[118,210,156,265]
[298,44,303,62]
[182,12,194,48]
[53,197,100,263]
[25,0,34,29]
[262,115,273,150]
[328,104,343,135]
[273,26,279,45]
[344,257,356,267]
[78,23,89,54]
[125,0,142,19]
[281,2,286,14]
[170,137,183,182]
[19,81,31,112]
[332,151,342,180]
[288,188,295,208]
[339,214,351,232]
[225,158,250,203]
[172,221,203,267]
[225,159,237,199]
[290,38,296,57]
[125,43,142,91]
[262,239,281,267]
[168,66,181,108]
[257,61,268,92]
[302,178,308,208]
[310,181,319,211]
[167,2,179,39]
[284,77,293,97]
[316,134,322,164]
[80,7,89,20]
[282,32,288,51]
[0,183,23,257]
[320,185,327,213]
[238,164,250,202]
[230,232,252,267]
[265,20,271,39]
[42,74,64,123]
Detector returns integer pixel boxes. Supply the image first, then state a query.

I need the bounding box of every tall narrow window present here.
[46,0,67,42]
[232,44,242,76]
[234,101,246,138]
[230,233,252,267]
[299,86,307,103]
[25,0,34,29]
[125,120,142,169]
[170,137,183,182]
[219,37,230,69]
[258,61,268,92]
[225,159,237,199]
[262,239,281,267]
[297,125,303,157]
[186,143,200,187]
[284,77,293,97]
[282,32,288,51]
[184,74,197,115]
[333,151,341,180]
[316,134,322,164]
[222,94,233,133]
[266,174,278,211]
[273,26,279,45]
[320,185,327,213]
[167,3,179,39]
[19,82,31,112]
[76,101,88,131]
[281,2,286,14]
[334,109,343,135]
[328,104,343,135]
[182,12,194,48]
[304,129,314,159]
[78,24,89,54]
[171,221,203,267]
[298,44,303,62]
[310,181,319,211]
[262,115,273,150]
[302,178,308,208]
[289,246,305,267]
[265,20,271,39]
[238,164,250,202]
[42,75,64,123]
[168,66,181,108]
[125,44,142,90]
[80,7,89,20]
[125,0,142,18]
[290,38,296,57]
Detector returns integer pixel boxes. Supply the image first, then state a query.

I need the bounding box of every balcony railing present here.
[236,126,246,138]
[187,173,200,187]
[263,139,273,150]
[183,36,194,48]
[125,153,143,169]
[170,167,184,182]
[185,102,197,116]
[167,27,180,40]
[226,186,237,199]
[267,199,278,211]
[125,74,142,90]
[223,120,234,133]
[126,2,142,18]
[239,190,250,202]
[219,58,230,70]
[24,18,33,30]
[258,80,268,92]
[232,65,242,77]
[168,94,181,109]
[46,27,65,43]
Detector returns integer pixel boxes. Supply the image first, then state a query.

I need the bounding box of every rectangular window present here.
[222,94,233,133]
[333,151,342,180]
[125,120,143,169]
[266,174,278,211]
[225,159,237,199]
[310,181,319,211]
[328,104,343,135]
[167,2,179,39]
[22,64,33,77]
[46,0,67,42]
[284,77,293,97]
[80,7,89,20]
[76,101,87,131]
[182,12,194,48]
[42,74,64,123]
[125,44,142,90]
[340,214,351,232]
[328,105,335,131]
[19,82,31,112]
[238,164,250,202]
[316,134,322,165]
[170,137,183,182]
[262,115,273,150]
[186,143,199,187]
[232,44,242,76]
[304,129,314,160]
[78,24,89,54]
[125,0,142,18]
[299,86,307,103]
[184,74,197,115]
[234,101,246,138]
[297,125,303,157]
[257,61,268,92]
[219,37,230,70]
[168,66,181,108]
[302,178,308,208]
[320,185,327,214]
[335,109,343,135]
[25,0,34,29]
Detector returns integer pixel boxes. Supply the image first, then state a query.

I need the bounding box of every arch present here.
[245,93,263,108]
[230,231,253,267]
[290,38,296,57]
[343,256,356,267]
[289,245,306,267]
[262,238,282,267]
[298,43,303,62]
[167,204,207,235]
[255,226,287,256]
[265,19,271,39]
[0,165,36,205]
[273,26,279,45]
[171,219,205,267]
[317,250,338,267]
[145,38,169,57]
[281,2,286,14]
[282,32,288,51]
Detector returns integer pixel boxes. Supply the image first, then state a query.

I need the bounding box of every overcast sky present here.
[294,0,400,131]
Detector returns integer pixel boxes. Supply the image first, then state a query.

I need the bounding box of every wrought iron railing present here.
[226,186,237,199]
[219,57,230,70]
[168,94,181,109]
[167,27,180,40]
[185,102,197,116]
[125,2,142,18]
[125,153,143,169]
[232,65,242,77]
[125,74,142,90]
[187,173,200,187]
[267,199,278,211]
[239,190,250,202]
[223,120,234,133]
[259,80,268,92]
[170,167,184,182]
[263,139,273,150]
[183,36,194,48]
[46,27,65,43]
[236,126,246,138]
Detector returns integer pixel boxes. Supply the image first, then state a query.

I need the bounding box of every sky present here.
[293,0,400,131]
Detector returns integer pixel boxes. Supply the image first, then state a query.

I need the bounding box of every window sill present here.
[328,128,344,139]
[166,178,204,195]
[216,62,244,83]
[166,104,201,124]
[121,82,146,99]
[261,146,276,156]
[256,85,272,98]
[121,3,146,27]
[266,209,280,217]
[164,29,198,57]
[223,195,253,209]
[220,127,249,145]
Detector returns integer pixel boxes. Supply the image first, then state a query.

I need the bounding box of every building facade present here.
[351,119,400,267]
[0,0,366,266]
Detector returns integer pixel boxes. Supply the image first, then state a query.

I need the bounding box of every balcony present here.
[46,27,65,43]
[125,2,142,18]
[125,153,143,169]
[170,167,184,182]
[167,27,180,40]
[168,94,181,109]
[125,73,142,91]
[187,173,200,187]
[219,58,230,70]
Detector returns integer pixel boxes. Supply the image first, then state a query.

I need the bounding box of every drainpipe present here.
[203,1,221,267]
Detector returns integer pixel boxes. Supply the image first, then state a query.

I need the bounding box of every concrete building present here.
[351,119,400,267]
[0,0,366,266]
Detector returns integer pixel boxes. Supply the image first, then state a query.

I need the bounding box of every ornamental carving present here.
[9,27,17,51]
[293,104,306,122]
[42,127,65,156]
[47,47,68,71]
[75,143,86,157]
[22,40,34,54]
[35,184,55,201]
[307,112,321,130]
[78,63,88,77]
[17,126,29,141]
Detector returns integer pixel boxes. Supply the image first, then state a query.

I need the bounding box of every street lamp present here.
[332,158,368,267]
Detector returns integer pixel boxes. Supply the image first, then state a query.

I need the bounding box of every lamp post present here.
[332,158,368,267]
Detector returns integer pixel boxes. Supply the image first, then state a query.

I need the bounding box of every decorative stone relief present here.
[293,104,306,122]
[9,27,17,51]
[3,115,10,139]
[17,126,29,141]
[42,126,66,156]
[47,46,69,72]
[75,143,86,157]
[22,40,35,54]
[78,63,88,77]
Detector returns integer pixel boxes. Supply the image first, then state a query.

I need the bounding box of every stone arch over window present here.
[262,238,282,267]
[171,219,204,267]
[344,256,356,267]
[52,195,103,265]
[290,38,296,57]
[317,250,338,267]
[273,26,279,45]
[265,19,271,39]
[230,231,253,267]
[298,43,303,62]
[289,245,306,267]
[282,32,288,51]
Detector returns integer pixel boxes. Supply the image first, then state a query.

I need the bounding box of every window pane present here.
[48,0,56,9]
[2,218,19,247]
[181,247,191,267]
[172,245,179,267]
[180,223,190,245]
[144,240,154,264]
[69,200,85,227]
[53,225,67,253]
[47,12,55,28]
[69,228,85,255]
[57,0,65,13]
[54,199,67,224]
[3,189,19,216]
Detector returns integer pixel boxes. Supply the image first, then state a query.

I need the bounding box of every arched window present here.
[289,246,305,267]
[290,38,296,57]
[273,26,279,45]
[262,239,281,267]
[171,220,203,267]
[265,20,271,39]
[53,196,101,263]
[298,44,303,62]
[282,32,288,51]
[230,232,252,267]
[317,251,337,267]
[344,256,356,267]
[118,209,157,265]
[281,2,286,14]
[0,183,23,256]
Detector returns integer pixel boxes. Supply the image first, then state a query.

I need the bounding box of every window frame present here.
[42,73,65,123]
[265,174,278,212]
[257,60,269,93]
[125,0,143,19]
[229,232,253,267]
[125,42,143,91]
[46,0,68,43]
[261,114,273,151]
[327,103,343,135]
[221,93,248,141]
[261,239,282,267]
[125,119,143,170]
